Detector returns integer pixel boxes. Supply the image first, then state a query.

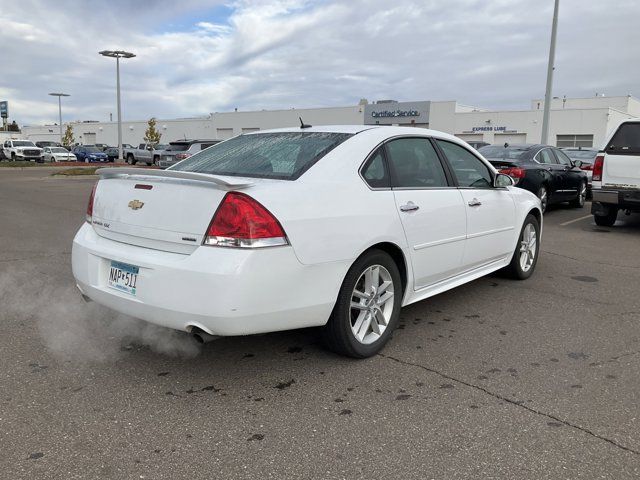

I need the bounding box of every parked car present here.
[562,147,598,197]
[157,139,220,168]
[95,143,109,152]
[2,139,44,162]
[73,126,541,358]
[43,146,77,162]
[591,119,640,226]
[72,145,109,163]
[36,141,62,149]
[104,145,133,162]
[123,143,169,166]
[478,144,588,212]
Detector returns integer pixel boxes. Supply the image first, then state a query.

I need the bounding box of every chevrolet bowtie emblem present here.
[128,199,144,210]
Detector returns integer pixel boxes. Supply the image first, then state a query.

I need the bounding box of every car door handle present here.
[468,198,482,207]
[399,202,419,212]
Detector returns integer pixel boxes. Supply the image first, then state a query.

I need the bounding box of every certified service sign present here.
[0,101,7,119]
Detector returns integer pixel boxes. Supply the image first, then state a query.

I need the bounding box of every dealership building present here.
[20,95,640,149]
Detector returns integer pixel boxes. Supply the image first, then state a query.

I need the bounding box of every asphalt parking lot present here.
[1,168,639,479]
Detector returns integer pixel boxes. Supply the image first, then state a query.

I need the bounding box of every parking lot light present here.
[48,93,70,145]
[99,50,136,162]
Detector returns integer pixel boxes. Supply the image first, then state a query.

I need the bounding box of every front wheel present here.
[537,186,548,213]
[503,214,540,280]
[569,181,587,208]
[321,250,402,358]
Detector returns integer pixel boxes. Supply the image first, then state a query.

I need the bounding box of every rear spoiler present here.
[95,167,253,190]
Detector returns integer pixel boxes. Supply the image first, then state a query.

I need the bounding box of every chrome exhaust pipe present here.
[191,327,219,344]
[76,284,92,303]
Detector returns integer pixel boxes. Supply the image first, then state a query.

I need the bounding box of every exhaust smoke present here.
[1,265,202,362]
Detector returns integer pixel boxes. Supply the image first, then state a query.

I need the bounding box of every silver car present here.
[158,139,220,168]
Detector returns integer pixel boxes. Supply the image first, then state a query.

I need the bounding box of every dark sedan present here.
[72,145,109,163]
[478,144,588,212]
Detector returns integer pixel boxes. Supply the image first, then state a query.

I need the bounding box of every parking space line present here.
[560,214,593,227]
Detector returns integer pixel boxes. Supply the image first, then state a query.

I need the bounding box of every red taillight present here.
[499,167,526,184]
[86,182,98,223]
[204,192,288,248]
[175,153,192,160]
[592,155,604,181]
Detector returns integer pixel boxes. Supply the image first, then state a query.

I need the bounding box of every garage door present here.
[456,134,484,143]
[216,128,234,140]
[494,133,526,145]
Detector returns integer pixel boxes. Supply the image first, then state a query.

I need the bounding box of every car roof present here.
[169,139,219,144]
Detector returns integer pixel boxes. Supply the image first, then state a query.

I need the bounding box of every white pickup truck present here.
[591,119,640,226]
[2,139,44,162]
[123,143,167,166]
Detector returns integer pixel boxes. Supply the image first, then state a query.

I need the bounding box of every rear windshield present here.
[477,145,529,160]
[170,132,353,180]
[606,123,640,154]
[84,146,101,153]
[165,143,189,152]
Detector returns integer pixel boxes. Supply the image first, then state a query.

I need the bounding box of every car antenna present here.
[299,117,312,129]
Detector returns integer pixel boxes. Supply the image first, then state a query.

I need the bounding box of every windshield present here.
[478,145,529,160]
[170,132,353,180]
[563,149,598,162]
[14,141,36,147]
[165,143,190,152]
[84,146,101,153]
[51,148,68,153]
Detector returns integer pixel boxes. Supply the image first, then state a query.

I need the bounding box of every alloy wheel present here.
[537,187,548,212]
[578,182,586,207]
[519,223,537,272]
[349,265,395,345]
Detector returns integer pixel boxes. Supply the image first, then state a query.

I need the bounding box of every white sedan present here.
[72,125,542,357]
[43,146,76,162]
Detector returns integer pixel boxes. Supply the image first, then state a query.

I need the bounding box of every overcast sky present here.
[2,0,639,126]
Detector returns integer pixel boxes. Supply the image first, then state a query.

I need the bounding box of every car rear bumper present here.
[72,223,346,336]
[592,188,640,212]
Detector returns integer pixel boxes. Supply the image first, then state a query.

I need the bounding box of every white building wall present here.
[21,105,364,146]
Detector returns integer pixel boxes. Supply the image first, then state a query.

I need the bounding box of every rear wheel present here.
[503,214,540,280]
[537,186,548,213]
[127,154,136,165]
[322,250,402,358]
[594,207,618,227]
[570,181,587,208]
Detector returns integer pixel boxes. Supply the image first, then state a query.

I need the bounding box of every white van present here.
[591,119,640,226]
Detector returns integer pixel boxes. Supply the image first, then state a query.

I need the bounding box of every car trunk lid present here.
[91,168,253,254]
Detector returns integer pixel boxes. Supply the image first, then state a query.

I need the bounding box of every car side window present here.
[554,149,572,166]
[537,149,557,164]
[436,139,492,188]
[361,147,390,188]
[385,138,448,188]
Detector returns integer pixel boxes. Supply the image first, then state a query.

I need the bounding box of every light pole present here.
[48,93,70,145]
[541,0,560,145]
[99,50,136,162]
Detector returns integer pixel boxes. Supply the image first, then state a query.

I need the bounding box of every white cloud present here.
[1,0,640,126]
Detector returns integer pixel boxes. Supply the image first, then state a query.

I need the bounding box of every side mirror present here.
[494,173,515,188]
[572,160,579,168]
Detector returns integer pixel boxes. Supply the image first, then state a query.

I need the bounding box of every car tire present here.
[127,154,136,166]
[569,181,587,208]
[537,186,548,213]
[11,153,15,161]
[321,249,402,358]
[503,213,540,280]
[594,207,618,227]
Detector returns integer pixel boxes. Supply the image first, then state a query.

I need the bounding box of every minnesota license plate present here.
[108,260,139,296]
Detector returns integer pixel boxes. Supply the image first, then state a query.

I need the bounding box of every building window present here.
[556,134,593,148]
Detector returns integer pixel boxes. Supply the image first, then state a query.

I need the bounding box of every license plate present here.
[108,261,139,296]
